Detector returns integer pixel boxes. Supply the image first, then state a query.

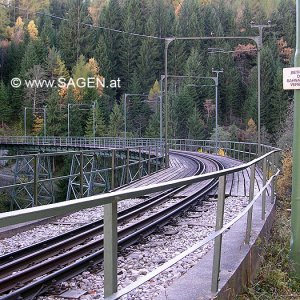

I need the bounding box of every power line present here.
[0,2,163,40]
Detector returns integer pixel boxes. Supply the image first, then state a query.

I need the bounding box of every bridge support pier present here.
[12,153,54,209]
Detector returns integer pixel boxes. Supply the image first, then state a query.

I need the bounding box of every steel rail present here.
[0,156,220,299]
[0,149,280,230]
[0,154,202,271]
[106,169,280,300]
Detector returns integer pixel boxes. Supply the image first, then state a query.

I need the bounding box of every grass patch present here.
[237,196,300,300]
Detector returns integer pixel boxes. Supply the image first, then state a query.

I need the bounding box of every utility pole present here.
[212,68,223,153]
[24,107,27,136]
[160,75,165,146]
[43,107,47,137]
[93,101,96,138]
[67,103,70,138]
[250,22,273,155]
[163,29,272,158]
[164,38,175,167]
[291,0,300,278]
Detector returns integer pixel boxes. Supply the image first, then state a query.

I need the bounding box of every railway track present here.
[0,152,223,300]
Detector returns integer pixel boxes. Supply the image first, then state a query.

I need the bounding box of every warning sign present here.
[283,67,300,90]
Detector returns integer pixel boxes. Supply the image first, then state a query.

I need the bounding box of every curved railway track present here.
[0,152,223,300]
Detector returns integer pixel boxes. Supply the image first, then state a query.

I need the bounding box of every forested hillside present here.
[0,0,296,145]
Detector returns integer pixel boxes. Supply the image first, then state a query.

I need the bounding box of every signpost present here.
[291,0,300,279]
[283,67,300,90]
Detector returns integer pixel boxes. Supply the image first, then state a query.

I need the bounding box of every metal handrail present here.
[0,136,279,148]
[106,169,280,299]
[0,149,279,226]
[0,146,165,208]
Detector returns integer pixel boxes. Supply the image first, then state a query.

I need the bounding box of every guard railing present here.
[0,146,165,210]
[0,139,281,298]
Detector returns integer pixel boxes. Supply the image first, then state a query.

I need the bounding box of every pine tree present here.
[58,0,94,69]
[120,0,144,90]
[237,2,255,36]
[19,0,50,16]
[185,48,204,78]
[20,41,39,77]
[98,0,122,80]
[126,71,152,137]
[95,35,112,80]
[40,18,56,47]
[145,113,160,138]
[0,81,11,125]
[243,66,258,123]
[214,0,235,36]
[45,47,69,81]
[173,87,194,139]
[188,107,205,140]
[66,93,84,137]
[150,0,175,38]
[260,44,277,134]
[0,6,9,38]
[137,16,161,92]
[178,0,204,37]
[46,89,66,136]
[108,103,123,137]
[49,0,69,29]
[168,21,186,76]
[184,48,206,104]
[202,4,220,37]
[85,102,106,137]
[273,0,296,48]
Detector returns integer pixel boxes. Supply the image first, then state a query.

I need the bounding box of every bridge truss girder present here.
[12,154,54,209]
[66,150,152,201]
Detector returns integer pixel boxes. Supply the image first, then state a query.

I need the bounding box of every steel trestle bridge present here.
[0,136,281,299]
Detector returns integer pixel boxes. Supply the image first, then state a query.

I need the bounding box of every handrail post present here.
[155,145,158,172]
[111,150,115,190]
[80,152,84,198]
[271,153,276,204]
[148,146,151,175]
[245,163,256,244]
[211,175,226,293]
[104,198,118,297]
[262,157,267,220]
[126,148,130,184]
[33,154,39,207]
[233,142,236,159]
[138,147,142,179]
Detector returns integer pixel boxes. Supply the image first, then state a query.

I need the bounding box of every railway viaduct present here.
[0,136,280,299]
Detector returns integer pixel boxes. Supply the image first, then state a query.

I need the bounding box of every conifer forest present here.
[0,0,296,147]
